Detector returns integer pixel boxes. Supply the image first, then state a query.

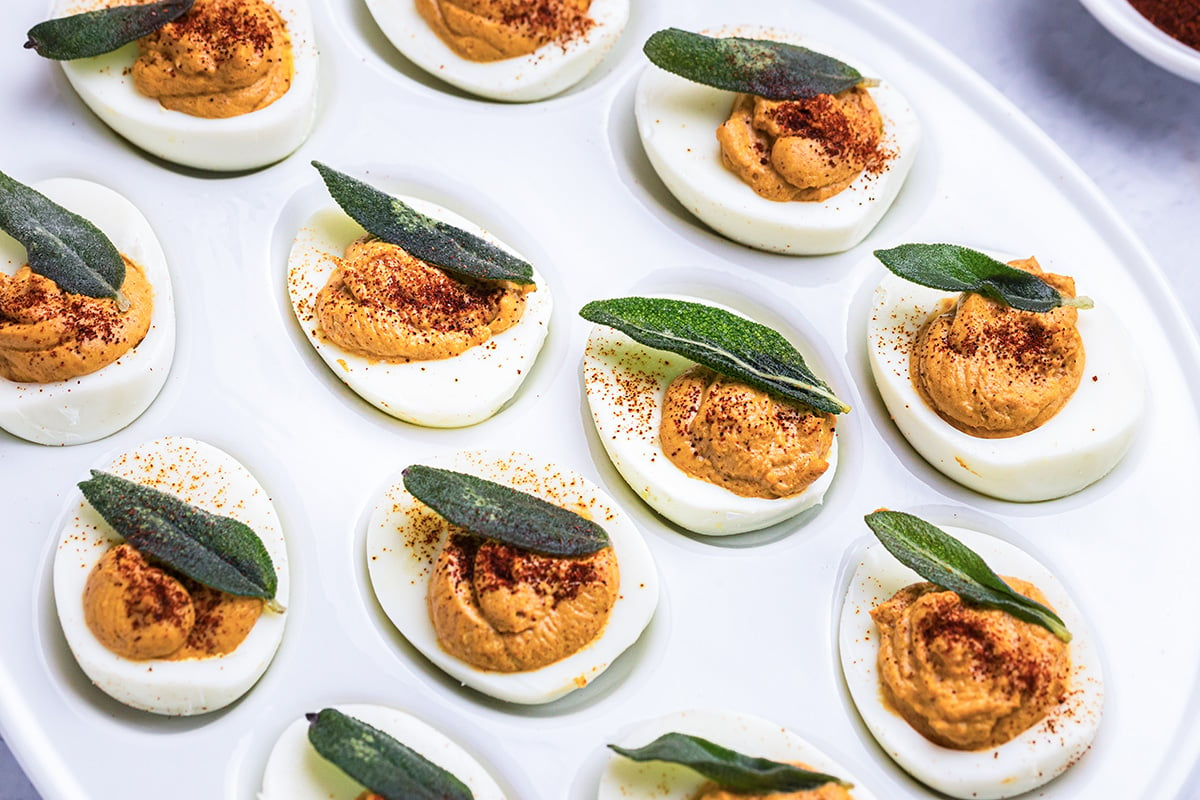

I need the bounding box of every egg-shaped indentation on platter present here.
[0,177,174,446]
[260,703,508,799]
[634,25,920,255]
[582,291,848,537]
[362,0,629,102]
[865,261,1144,502]
[53,0,319,171]
[600,708,879,800]
[285,178,553,429]
[365,449,659,705]
[53,436,289,716]
[837,521,1103,799]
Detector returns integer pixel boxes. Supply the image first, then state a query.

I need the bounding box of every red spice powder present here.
[1128,0,1200,50]
[497,0,594,47]
[769,92,885,173]
[167,0,279,61]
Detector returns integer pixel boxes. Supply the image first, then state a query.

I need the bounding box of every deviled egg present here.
[53,436,289,715]
[600,709,877,800]
[582,296,843,535]
[261,704,506,799]
[838,517,1103,799]
[45,0,318,171]
[0,176,174,446]
[365,0,628,101]
[866,248,1143,501]
[635,27,920,254]
[365,449,658,704]
[287,170,551,428]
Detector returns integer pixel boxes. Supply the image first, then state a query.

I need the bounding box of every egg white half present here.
[364,0,628,101]
[55,0,318,171]
[287,195,552,428]
[53,436,290,715]
[599,709,878,800]
[582,297,839,536]
[838,524,1103,799]
[259,703,506,799]
[0,177,174,446]
[866,269,1143,501]
[365,449,658,704]
[634,26,920,255]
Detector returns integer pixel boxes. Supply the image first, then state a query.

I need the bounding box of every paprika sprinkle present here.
[1128,0,1200,50]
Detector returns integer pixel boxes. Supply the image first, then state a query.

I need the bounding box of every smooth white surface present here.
[286,192,552,427]
[2,0,1199,798]
[839,524,1103,799]
[0,178,175,446]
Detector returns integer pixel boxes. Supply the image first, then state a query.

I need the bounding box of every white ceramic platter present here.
[1,0,1198,798]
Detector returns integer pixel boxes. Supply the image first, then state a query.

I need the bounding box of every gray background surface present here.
[2,0,1197,796]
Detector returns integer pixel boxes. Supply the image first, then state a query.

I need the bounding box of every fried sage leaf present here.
[864,510,1070,642]
[873,243,1093,312]
[609,732,848,793]
[306,709,474,800]
[24,0,195,61]
[0,170,127,309]
[579,297,848,414]
[78,470,280,605]
[402,465,609,557]
[313,161,534,286]
[643,28,865,100]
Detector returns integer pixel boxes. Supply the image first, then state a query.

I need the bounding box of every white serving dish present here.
[1,0,1199,798]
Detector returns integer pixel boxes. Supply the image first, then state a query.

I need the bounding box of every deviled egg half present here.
[838,517,1103,799]
[582,296,844,536]
[365,449,658,705]
[600,709,878,800]
[53,436,289,715]
[45,0,318,170]
[364,0,628,101]
[287,167,552,428]
[866,247,1143,501]
[635,27,920,254]
[261,704,506,799]
[0,176,174,446]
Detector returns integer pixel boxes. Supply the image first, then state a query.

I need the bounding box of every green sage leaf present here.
[402,465,609,557]
[0,170,127,309]
[643,28,865,100]
[78,470,279,602]
[873,243,1093,313]
[25,0,195,61]
[312,162,534,286]
[579,297,848,414]
[306,709,474,800]
[864,510,1070,642]
[609,732,848,793]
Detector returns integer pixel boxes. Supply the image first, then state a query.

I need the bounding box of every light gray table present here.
[3,0,1197,796]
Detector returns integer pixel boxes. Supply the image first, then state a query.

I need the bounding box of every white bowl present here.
[1078,0,1200,83]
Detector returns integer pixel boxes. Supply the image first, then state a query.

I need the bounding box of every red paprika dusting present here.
[497,0,594,47]
[167,0,278,61]
[446,532,604,605]
[1128,0,1200,50]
